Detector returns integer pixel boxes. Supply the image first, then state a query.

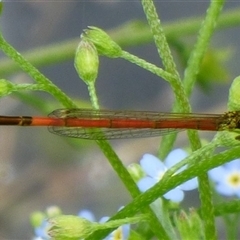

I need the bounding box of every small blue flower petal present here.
[180,177,198,191]
[215,181,235,196]
[164,188,184,202]
[34,220,50,240]
[121,224,130,239]
[235,189,240,198]
[165,149,188,168]
[208,166,225,182]
[138,176,156,192]
[140,154,166,178]
[138,176,186,202]
[225,159,240,171]
[78,209,96,222]
[99,216,109,223]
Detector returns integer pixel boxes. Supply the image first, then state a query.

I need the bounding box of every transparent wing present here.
[48,126,183,140]
[48,108,221,140]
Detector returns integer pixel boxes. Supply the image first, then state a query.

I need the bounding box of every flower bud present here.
[197,49,229,91]
[83,26,122,58]
[74,38,99,84]
[174,209,203,239]
[188,208,203,234]
[46,205,62,218]
[30,211,45,228]
[48,215,97,240]
[127,163,146,182]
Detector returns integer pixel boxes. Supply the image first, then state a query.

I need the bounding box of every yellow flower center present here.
[112,226,123,240]
[227,171,240,188]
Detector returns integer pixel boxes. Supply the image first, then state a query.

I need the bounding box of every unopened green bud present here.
[30,211,45,228]
[174,210,191,239]
[197,49,230,91]
[48,215,97,240]
[228,76,240,111]
[188,208,203,235]
[174,209,204,239]
[0,79,15,97]
[127,163,146,182]
[83,26,122,58]
[46,205,62,218]
[75,38,99,84]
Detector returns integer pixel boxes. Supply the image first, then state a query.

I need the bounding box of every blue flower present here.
[79,209,130,240]
[78,209,96,222]
[209,159,240,197]
[34,219,50,240]
[137,149,198,202]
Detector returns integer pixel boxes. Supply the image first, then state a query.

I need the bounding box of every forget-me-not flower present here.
[33,219,50,240]
[137,149,198,202]
[209,159,240,197]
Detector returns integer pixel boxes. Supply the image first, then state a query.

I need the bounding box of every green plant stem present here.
[87,82,170,239]
[141,0,179,77]
[87,146,240,239]
[95,138,170,239]
[183,0,224,96]
[184,1,224,240]
[1,8,240,76]
[213,200,240,216]
[140,0,202,162]
[198,173,216,240]
[142,0,201,159]
[140,0,193,115]
[0,20,169,240]
[0,34,76,108]
[159,0,225,159]
[224,214,239,240]
[86,82,142,198]
[95,214,148,229]
[121,51,175,82]
[0,31,169,239]
[160,0,225,159]
[87,82,99,109]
